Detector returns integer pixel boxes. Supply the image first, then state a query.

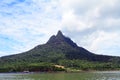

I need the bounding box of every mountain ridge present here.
[0,30,120,72]
[47,30,78,48]
[0,30,118,63]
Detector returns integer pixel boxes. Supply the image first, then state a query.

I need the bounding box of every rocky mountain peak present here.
[56,30,64,37]
[47,30,77,47]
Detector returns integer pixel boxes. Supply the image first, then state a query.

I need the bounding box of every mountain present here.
[0,30,118,64]
[1,30,120,72]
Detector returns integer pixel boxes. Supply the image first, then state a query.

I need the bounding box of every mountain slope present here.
[0,31,118,64]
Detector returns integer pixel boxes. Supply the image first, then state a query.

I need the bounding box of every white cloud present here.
[0,0,120,56]
[73,30,120,56]
[61,10,94,31]
[60,0,120,31]
[0,0,62,56]
[60,0,120,56]
[89,31,118,51]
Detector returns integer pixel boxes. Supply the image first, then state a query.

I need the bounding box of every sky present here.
[0,0,120,57]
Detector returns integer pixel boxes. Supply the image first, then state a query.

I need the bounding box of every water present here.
[0,71,120,80]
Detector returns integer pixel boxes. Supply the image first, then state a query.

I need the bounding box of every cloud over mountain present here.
[0,0,120,56]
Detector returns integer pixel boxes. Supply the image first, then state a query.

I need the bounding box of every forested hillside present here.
[0,31,120,72]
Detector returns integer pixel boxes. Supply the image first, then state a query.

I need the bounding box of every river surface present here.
[0,71,120,80]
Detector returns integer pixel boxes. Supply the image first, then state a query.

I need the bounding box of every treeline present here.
[0,59,120,72]
[58,59,120,71]
[0,62,65,73]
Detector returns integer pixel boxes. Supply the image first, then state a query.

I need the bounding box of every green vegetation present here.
[0,31,120,72]
[0,62,65,73]
[58,59,120,71]
[0,59,120,72]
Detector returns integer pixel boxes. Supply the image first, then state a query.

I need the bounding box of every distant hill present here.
[0,30,118,64]
[0,30,120,72]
